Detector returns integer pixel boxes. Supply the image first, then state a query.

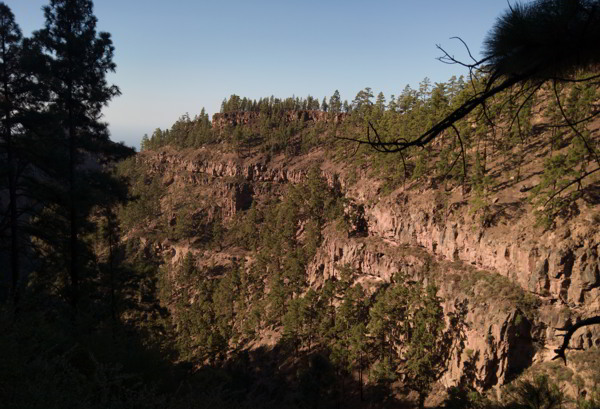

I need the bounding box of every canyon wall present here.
[139,145,600,391]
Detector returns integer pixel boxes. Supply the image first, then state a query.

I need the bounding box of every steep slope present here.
[123,123,598,397]
[118,78,600,406]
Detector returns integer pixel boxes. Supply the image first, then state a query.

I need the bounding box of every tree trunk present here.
[106,209,116,334]
[68,95,79,313]
[1,33,19,306]
[6,114,19,306]
[418,392,426,409]
[359,351,363,401]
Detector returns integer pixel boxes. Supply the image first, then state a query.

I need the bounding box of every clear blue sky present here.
[5,0,531,150]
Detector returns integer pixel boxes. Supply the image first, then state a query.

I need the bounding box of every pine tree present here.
[349,322,368,400]
[0,4,25,304]
[343,100,350,113]
[404,284,445,409]
[397,85,418,113]
[352,87,374,114]
[387,94,397,112]
[33,0,125,311]
[268,271,287,323]
[321,96,328,112]
[375,92,386,113]
[418,77,432,102]
[283,296,308,355]
[140,133,150,150]
[329,90,342,114]
[181,251,196,279]
[306,95,314,110]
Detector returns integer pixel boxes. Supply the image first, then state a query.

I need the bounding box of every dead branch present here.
[551,73,600,83]
[543,167,600,206]
[506,82,544,138]
[439,144,463,183]
[436,37,491,69]
[545,110,600,128]
[553,316,600,363]
[451,124,467,192]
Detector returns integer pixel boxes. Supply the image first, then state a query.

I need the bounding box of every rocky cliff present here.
[133,137,599,396]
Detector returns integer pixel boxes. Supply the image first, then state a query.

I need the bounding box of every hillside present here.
[115,80,600,407]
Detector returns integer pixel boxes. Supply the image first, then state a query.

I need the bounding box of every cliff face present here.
[367,196,600,310]
[136,142,599,392]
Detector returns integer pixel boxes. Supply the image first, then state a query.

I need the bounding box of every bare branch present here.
[347,135,362,158]
[438,143,463,183]
[551,73,600,83]
[436,37,492,69]
[506,81,544,138]
[451,124,468,192]
[553,316,600,363]
[399,149,408,189]
[450,36,480,65]
[436,45,480,69]
[543,167,600,206]
[544,110,600,129]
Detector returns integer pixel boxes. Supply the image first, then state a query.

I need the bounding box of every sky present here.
[5,0,532,150]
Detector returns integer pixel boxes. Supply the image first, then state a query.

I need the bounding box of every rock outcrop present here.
[138,144,600,392]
